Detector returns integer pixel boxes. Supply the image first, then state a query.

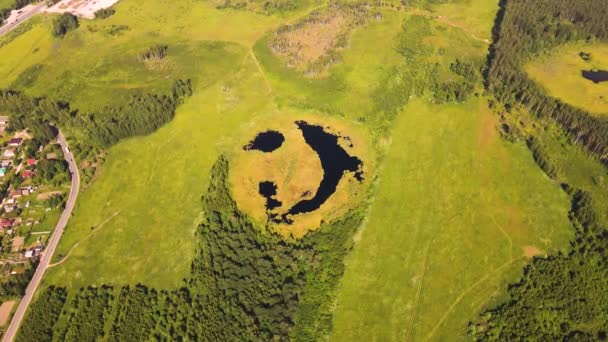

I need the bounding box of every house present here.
[10,190,21,198]
[21,170,34,179]
[8,138,22,147]
[0,219,14,228]
[1,160,11,167]
[0,167,6,177]
[21,189,29,196]
[0,116,8,126]
[24,250,34,258]
[2,149,15,159]
[4,205,15,213]
[26,158,36,166]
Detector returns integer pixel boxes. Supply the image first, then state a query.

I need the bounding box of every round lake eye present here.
[243,130,285,152]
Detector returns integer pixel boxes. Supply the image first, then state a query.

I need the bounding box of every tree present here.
[52,13,79,38]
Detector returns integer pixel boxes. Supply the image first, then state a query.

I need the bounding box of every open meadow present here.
[526,42,608,116]
[330,98,573,340]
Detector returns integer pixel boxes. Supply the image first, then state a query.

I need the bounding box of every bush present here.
[94,8,115,19]
[139,45,168,61]
[52,13,79,38]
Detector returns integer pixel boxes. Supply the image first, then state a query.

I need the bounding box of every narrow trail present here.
[48,211,121,268]
[249,49,273,95]
[424,259,517,340]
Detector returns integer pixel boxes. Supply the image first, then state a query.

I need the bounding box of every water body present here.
[243,130,285,152]
[582,70,608,83]
[259,181,282,211]
[277,121,364,224]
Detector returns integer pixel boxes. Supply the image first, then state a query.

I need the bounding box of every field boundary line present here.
[424,258,517,340]
[490,214,513,261]
[48,211,121,268]
[403,211,461,340]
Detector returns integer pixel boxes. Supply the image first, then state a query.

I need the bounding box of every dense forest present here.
[16,156,366,341]
[486,0,608,165]
[0,78,192,150]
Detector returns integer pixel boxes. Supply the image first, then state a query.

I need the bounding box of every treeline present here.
[15,286,67,342]
[0,79,193,150]
[370,15,475,134]
[0,263,34,298]
[62,286,113,341]
[19,155,365,340]
[0,0,36,26]
[526,137,559,179]
[486,0,608,165]
[471,188,608,340]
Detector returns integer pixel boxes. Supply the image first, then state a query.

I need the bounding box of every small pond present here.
[244,130,285,152]
[582,70,608,83]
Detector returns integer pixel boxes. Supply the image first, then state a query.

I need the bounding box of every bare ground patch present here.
[11,237,24,252]
[36,191,63,201]
[523,245,543,258]
[0,301,15,326]
[269,5,376,77]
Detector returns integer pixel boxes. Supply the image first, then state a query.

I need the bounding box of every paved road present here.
[0,3,47,37]
[2,131,80,342]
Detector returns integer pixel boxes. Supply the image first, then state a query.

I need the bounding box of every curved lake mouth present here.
[248,120,364,225]
[244,130,285,152]
[581,70,608,84]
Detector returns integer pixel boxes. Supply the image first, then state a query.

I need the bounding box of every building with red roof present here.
[21,170,34,179]
[26,158,36,166]
[0,218,14,228]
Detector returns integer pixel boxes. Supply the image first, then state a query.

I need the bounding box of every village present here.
[0,116,69,306]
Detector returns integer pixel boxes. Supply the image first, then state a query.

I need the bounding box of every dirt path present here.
[424,259,517,340]
[48,211,120,268]
[249,49,273,95]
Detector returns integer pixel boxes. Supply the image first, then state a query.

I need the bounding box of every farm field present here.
[526,42,608,115]
[331,98,573,340]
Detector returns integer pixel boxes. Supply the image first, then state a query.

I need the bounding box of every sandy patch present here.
[523,245,542,258]
[11,237,24,252]
[45,0,120,19]
[37,191,62,200]
[0,301,15,326]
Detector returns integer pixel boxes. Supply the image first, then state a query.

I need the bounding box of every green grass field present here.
[526,42,608,115]
[0,0,588,337]
[330,98,573,340]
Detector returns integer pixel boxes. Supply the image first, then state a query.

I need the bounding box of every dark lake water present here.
[259,181,282,211]
[582,70,608,83]
[244,130,285,152]
[279,121,363,223]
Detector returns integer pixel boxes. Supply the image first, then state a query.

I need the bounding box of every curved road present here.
[2,131,80,342]
[0,3,47,37]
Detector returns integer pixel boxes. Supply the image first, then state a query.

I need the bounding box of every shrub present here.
[52,13,79,38]
[94,8,115,19]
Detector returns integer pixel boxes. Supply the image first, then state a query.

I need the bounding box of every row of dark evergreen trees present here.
[0,79,192,150]
[16,156,365,341]
[486,0,608,164]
